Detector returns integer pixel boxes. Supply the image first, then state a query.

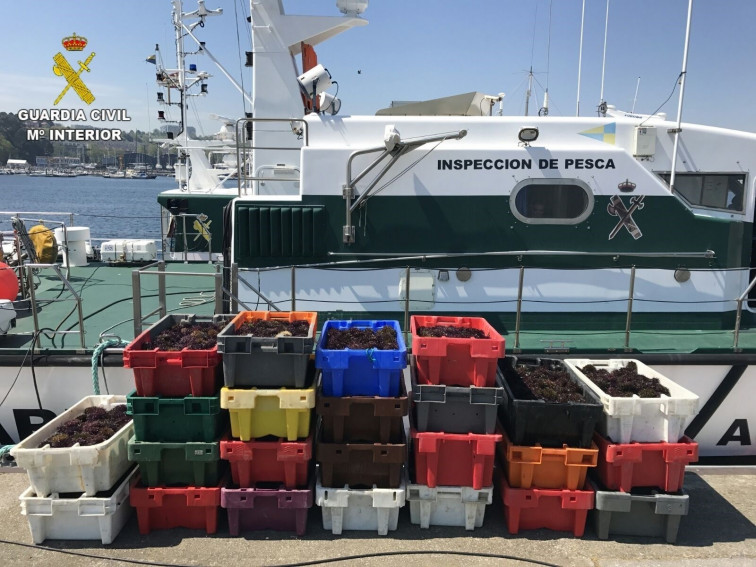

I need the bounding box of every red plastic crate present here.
[500,475,594,536]
[411,429,501,489]
[220,433,312,489]
[129,478,222,535]
[221,485,313,536]
[123,315,224,397]
[411,316,504,387]
[594,432,698,493]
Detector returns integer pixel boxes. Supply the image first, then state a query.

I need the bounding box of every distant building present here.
[5,159,29,171]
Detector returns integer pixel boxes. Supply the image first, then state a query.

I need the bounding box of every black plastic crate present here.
[317,373,408,444]
[411,359,503,434]
[497,356,603,448]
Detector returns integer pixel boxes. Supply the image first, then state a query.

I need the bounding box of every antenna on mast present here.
[538,0,553,117]
[631,76,641,112]
[576,0,586,116]
[598,0,610,116]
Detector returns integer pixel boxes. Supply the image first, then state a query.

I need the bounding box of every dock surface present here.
[0,467,754,567]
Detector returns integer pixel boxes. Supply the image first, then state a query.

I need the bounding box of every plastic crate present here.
[500,474,594,536]
[221,385,315,441]
[411,315,505,387]
[594,432,698,493]
[563,359,700,444]
[411,429,501,490]
[315,467,406,535]
[127,437,223,487]
[317,432,407,489]
[127,391,227,443]
[123,314,228,397]
[221,483,313,536]
[500,427,598,490]
[317,373,408,443]
[130,477,223,535]
[19,466,137,545]
[11,395,133,497]
[315,320,407,397]
[497,357,603,448]
[220,433,312,489]
[218,311,317,388]
[411,359,504,434]
[591,480,689,543]
[407,483,493,530]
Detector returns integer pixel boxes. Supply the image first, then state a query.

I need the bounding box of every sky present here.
[2,0,756,136]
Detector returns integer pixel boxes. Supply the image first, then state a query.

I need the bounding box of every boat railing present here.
[733,272,756,351]
[234,257,756,352]
[131,261,226,338]
[234,117,308,196]
[23,263,86,350]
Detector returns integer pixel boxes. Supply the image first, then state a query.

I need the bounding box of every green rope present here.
[0,445,14,458]
[91,339,129,395]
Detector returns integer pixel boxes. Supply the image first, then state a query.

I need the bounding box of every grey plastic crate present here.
[592,482,689,543]
[217,315,316,389]
[411,360,503,434]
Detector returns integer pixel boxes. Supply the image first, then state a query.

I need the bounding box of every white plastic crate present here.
[407,483,493,530]
[11,395,133,497]
[563,359,699,444]
[100,239,157,263]
[20,466,137,544]
[315,469,406,535]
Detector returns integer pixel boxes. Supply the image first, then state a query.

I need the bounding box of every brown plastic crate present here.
[316,373,408,443]
[316,431,406,489]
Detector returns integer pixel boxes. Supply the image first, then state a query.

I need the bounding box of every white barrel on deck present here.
[54,226,90,267]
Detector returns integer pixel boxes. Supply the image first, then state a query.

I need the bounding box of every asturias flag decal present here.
[579,122,616,144]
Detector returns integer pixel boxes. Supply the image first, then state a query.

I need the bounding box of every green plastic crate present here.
[127,391,228,443]
[128,437,223,487]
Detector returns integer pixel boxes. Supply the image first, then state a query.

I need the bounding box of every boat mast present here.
[598,0,610,116]
[172,1,188,175]
[669,0,694,193]
[576,0,585,116]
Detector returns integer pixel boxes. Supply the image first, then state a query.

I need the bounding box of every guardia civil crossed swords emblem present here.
[53,33,96,105]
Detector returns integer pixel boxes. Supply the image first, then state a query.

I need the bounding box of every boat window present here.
[510,179,593,224]
[657,172,745,212]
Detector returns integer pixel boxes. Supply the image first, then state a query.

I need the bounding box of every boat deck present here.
[3,262,756,358]
[1,262,220,355]
[0,467,754,566]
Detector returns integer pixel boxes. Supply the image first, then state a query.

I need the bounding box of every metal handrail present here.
[733,272,756,350]
[24,263,86,349]
[131,261,223,338]
[235,117,308,197]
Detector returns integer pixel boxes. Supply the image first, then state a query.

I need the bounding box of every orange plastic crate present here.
[411,316,504,387]
[499,427,598,490]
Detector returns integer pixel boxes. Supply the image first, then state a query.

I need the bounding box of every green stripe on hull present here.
[234,196,750,270]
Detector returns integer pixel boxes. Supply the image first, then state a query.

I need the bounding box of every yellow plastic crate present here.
[220,386,315,441]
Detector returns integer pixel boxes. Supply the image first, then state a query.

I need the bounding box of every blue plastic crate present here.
[315,320,407,397]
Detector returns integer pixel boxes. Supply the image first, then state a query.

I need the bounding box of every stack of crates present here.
[123,314,230,535]
[314,320,408,536]
[564,359,700,543]
[218,311,318,536]
[496,357,604,536]
[12,396,136,545]
[408,315,504,531]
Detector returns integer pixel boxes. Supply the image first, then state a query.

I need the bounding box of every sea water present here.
[0,175,175,242]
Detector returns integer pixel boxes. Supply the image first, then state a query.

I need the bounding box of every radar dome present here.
[337,0,368,16]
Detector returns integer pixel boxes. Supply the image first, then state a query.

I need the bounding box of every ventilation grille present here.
[236,205,326,260]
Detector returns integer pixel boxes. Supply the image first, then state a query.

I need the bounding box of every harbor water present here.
[0,175,175,242]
